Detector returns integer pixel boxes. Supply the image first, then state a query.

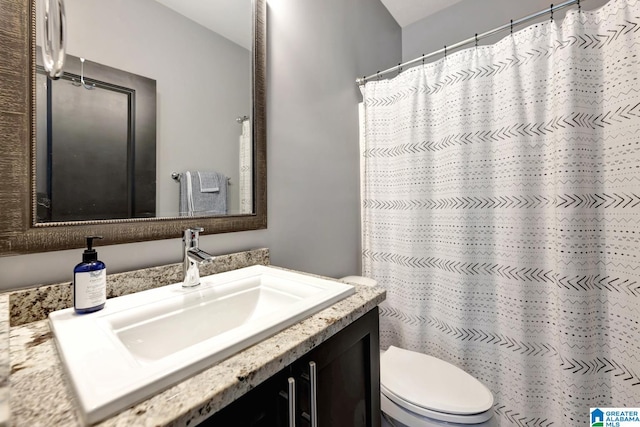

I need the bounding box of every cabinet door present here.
[199,368,293,427]
[294,308,380,427]
[199,307,381,427]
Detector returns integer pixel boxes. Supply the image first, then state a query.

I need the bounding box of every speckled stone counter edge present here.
[8,248,270,327]
[9,266,386,427]
[0,295,9,427]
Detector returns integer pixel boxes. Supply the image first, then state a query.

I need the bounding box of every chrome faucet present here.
[182,227,214,287]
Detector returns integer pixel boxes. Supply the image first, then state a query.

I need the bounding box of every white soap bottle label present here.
[74,269,106,310]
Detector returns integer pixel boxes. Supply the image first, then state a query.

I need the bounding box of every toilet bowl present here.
[341,276,496,427]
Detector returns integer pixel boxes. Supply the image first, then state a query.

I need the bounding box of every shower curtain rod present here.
[356,0,581,85]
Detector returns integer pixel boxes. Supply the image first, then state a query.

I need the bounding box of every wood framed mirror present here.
[0,0,266,256]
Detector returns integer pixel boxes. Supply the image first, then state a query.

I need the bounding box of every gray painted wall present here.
[0,0,401,290]
[402,0,610,63]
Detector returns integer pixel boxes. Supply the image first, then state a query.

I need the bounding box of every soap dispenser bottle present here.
[73,236,106,314]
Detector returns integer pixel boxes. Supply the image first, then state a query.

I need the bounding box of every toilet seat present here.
[381,385,493,425]
[380,346,494,424]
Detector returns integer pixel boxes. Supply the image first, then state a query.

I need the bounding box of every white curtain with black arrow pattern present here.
[361,0,640,425]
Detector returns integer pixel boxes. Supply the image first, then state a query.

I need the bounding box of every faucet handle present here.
[183,227,204,244]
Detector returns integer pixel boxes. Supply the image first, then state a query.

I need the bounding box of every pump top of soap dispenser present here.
[82,236,103,263]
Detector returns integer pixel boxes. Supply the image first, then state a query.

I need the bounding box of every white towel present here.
[186,171,195,213]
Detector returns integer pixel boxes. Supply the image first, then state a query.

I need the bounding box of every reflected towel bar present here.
[171,172,231,184]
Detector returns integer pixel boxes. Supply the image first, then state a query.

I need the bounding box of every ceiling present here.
[153,0,252,50]
[153,0,462,46]
[380,0,463,27]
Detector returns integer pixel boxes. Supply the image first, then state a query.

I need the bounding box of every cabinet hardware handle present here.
[288,377,296,427]
[309,361,318,427]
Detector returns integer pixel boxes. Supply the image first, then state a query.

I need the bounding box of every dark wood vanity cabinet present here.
[201,308,380,427]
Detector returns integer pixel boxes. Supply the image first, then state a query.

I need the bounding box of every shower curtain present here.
[361,0,640,425]
[239,119,253,214]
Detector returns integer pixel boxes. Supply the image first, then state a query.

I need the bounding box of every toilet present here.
[341,276,496,427]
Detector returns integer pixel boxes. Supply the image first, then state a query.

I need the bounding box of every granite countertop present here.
[9,271,385,426]
[0,295,8,427]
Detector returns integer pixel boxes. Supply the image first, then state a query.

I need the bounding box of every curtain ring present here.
[550,4,554,21]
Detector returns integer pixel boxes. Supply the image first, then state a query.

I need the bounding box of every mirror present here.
[0,0,266,255]
[37,0,252,221]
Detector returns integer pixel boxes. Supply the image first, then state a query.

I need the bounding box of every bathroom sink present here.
[48,265,354,424]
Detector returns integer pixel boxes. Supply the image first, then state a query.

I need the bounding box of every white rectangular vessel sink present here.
[49,265,354,425]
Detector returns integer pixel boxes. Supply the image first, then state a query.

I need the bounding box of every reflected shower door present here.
[49,78,130,222]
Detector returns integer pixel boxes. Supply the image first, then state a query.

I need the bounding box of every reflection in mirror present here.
[35,0,254,223]
[36,53,158,222]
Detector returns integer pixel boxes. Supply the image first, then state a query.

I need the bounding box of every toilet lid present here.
[380,346,494,415]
